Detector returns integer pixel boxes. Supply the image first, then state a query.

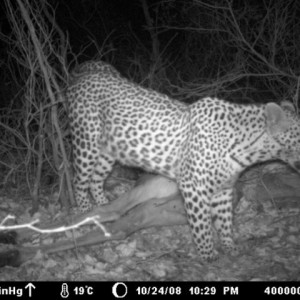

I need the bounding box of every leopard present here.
[66,60,300,261]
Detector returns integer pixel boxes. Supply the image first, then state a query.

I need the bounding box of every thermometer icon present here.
[60,283,69,298]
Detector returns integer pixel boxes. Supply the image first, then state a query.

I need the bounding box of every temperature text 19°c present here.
[74,286,94,295]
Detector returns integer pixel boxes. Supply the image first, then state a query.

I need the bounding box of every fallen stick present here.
[0,175,187,266]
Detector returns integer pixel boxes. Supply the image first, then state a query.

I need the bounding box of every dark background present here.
[1,0,299,105]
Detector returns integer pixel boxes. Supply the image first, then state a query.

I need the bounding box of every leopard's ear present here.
[280,101,296,113]
[265,102,291,135]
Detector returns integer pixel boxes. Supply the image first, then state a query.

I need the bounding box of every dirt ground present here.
[0,164,299,281]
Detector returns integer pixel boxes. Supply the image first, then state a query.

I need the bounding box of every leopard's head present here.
[265,101,300,171]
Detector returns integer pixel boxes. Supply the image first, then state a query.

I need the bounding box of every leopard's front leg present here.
[211,188,238,255]
[179,172,218,262]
